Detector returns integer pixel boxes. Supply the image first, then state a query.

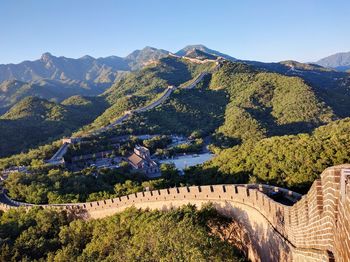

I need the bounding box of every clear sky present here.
[0,0,349,64]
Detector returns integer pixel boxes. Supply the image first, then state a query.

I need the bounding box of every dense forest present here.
[0,96,108,157]
[106,75,228,137]
[210,62,335,141]
[1,50,350,261]
[85,56,216,133]
[0,205,245,261]
[1,58,350,194]
[0,56,216,157]
[205,118,350,192]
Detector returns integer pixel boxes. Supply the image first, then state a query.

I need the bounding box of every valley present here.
[1,45,350,262]
[2,0,350,260]
[1,46,350,196]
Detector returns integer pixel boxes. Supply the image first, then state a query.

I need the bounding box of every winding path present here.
[48,65,215,164]
[94,71,210,134]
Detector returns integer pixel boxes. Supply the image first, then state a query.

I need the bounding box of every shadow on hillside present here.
[0,119,71,157]
[245,107,319,136]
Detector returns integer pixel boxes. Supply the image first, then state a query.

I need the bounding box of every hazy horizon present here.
[1,0,349,64]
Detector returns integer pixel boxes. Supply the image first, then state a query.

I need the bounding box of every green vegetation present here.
[142,135,172,153]
[0,96,107,157]
[65,138,134,159]
[206,118,350,192]
[211,62,335,143]
[108,76,228,137]
[0,143,60,170]
[250,60,350,117]
[0,205,244,261]
[89,95,146,129]
[85,56,216,132]
[155,138,204,158]
[103,56,210,103]
[3,156,249,205]
[0,79,108,114]
[4,165,141,204]
[1,58,350,202]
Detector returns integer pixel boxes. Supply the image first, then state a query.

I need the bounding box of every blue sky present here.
[0,0,349,64]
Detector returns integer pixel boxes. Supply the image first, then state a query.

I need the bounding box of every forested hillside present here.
[109,75,228,137]
[0,79,108,114]
[204,118,350,191]
[0,96,107,157]
[0,54,216,157]
[97,59,350,192]
[85,56,216,131]
[111,61,338,143]
[247,60,350,117]
[210,62,335,142]
[1,53,350,195]
[0,206,244,261]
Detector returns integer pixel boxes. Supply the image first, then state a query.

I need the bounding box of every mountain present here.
[2,53,350,195]
[184,49,218,60]
[176,44,237,61]
[0,96,107,157]
[244,60,350,117]
[0,79,109,114]
[1,46,350,163]
[0,45,237,85]
[0,47,173,112]
[65,58,350,192]
[210,62,336,139]
[0,52,129,84]
[0,54,217,155]
[89,55,217,130]
[125,46,170,70]
[315,51,350,71]
[115,61,337,142]
[0,47,172,85]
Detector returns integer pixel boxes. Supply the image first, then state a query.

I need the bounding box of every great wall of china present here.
[1,57,349,261]
[89,54,220,136]
[46,58,217,165]
[1,165,349,261]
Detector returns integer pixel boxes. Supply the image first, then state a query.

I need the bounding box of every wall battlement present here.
[1,165,349,261]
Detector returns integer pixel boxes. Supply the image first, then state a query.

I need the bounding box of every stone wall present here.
[1,165,349,261]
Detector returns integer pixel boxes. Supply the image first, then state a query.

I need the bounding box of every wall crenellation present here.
[1,165,349,261]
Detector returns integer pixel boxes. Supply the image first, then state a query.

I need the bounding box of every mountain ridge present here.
[315,51,350,71]
[175,44,237,61]
[0,46,174,84]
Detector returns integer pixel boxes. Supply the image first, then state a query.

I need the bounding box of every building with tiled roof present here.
[127,146,160,177]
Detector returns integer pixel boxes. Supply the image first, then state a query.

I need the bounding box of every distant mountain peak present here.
[40,52,55,63]
[142,46,159,51]
[315,51,350,71]
[80,55,95,60]
[183,44,208,50]
[184,48,217,60]
[125,46,170,70]
[176,45,237,61]
[0,45,239,85]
